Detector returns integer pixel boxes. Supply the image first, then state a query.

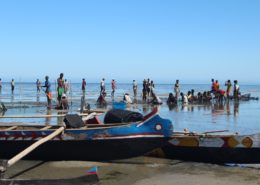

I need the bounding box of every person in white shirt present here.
[100,78,105,94]
[123,93,132,104]
[180,92,188,104]
[150,93,162,105]
[233,80,240,100]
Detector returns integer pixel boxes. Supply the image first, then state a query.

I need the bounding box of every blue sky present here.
[0,0,259,84]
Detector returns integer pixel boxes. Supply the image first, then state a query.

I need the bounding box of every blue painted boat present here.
[112,102,127,109]
[0,108,173,161]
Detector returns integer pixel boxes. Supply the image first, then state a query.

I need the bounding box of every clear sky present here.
[0,0,259,84]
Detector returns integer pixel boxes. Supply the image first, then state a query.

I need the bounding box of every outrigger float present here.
[152,130,260,164]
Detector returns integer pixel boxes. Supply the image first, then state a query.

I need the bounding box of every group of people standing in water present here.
[41,73,69,110]
[96,78,162,106]
[167,79,241,106]
[0,75,244,109]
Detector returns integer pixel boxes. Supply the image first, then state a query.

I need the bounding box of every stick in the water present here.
[203,130,229,134]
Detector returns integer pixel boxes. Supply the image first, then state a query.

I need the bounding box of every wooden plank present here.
[0,126,18,131]
[40,126,52,130]
[83,109,106,114]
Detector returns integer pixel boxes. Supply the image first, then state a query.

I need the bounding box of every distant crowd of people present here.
[0,75,245,110]
[167,79,241,106]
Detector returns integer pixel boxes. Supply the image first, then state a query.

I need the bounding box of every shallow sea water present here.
[0,83,260,134]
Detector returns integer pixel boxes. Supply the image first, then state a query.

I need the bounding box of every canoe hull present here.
[0,109,173,161]
[0,137,168,161]
[161,145,260,164]
[154,133,260,164]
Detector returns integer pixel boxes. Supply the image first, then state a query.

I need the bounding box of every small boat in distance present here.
[0,108,173,161]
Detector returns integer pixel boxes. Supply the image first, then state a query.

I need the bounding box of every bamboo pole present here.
[173,129,230,136]
[7,126,65,168]
[83,112,97,121]
[3,126,18,131]
[203,130,229,134]
[0,113,89,119]
[83,109,106,114]
[40,125,52,130]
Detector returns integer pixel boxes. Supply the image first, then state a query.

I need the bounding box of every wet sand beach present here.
[3,157,260,185]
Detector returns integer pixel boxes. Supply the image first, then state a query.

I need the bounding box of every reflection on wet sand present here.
[11,93,14,103]
[36,93,40,103]
[234,101,239,117]
[45,108,52,125]
[166,101,240,117]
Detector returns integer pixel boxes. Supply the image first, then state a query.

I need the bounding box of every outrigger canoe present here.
[158,132,260,164]
[0,108,173,161]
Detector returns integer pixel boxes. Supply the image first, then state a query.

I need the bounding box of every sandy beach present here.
[3,157,260,185]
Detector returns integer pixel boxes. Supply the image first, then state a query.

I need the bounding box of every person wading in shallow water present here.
[133,80,137,98]
[233,80,240,100]
[111,79,116,99]
[100,78,105,95]
[42,76,52,109]
[174,80,180,100]
[64,79,69,94]
[11,79,15,94]
[82,78,86,96]
[57,73,65,108]
[225,80,232,99]
[36,79,41,93]
[0,78,2,93]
